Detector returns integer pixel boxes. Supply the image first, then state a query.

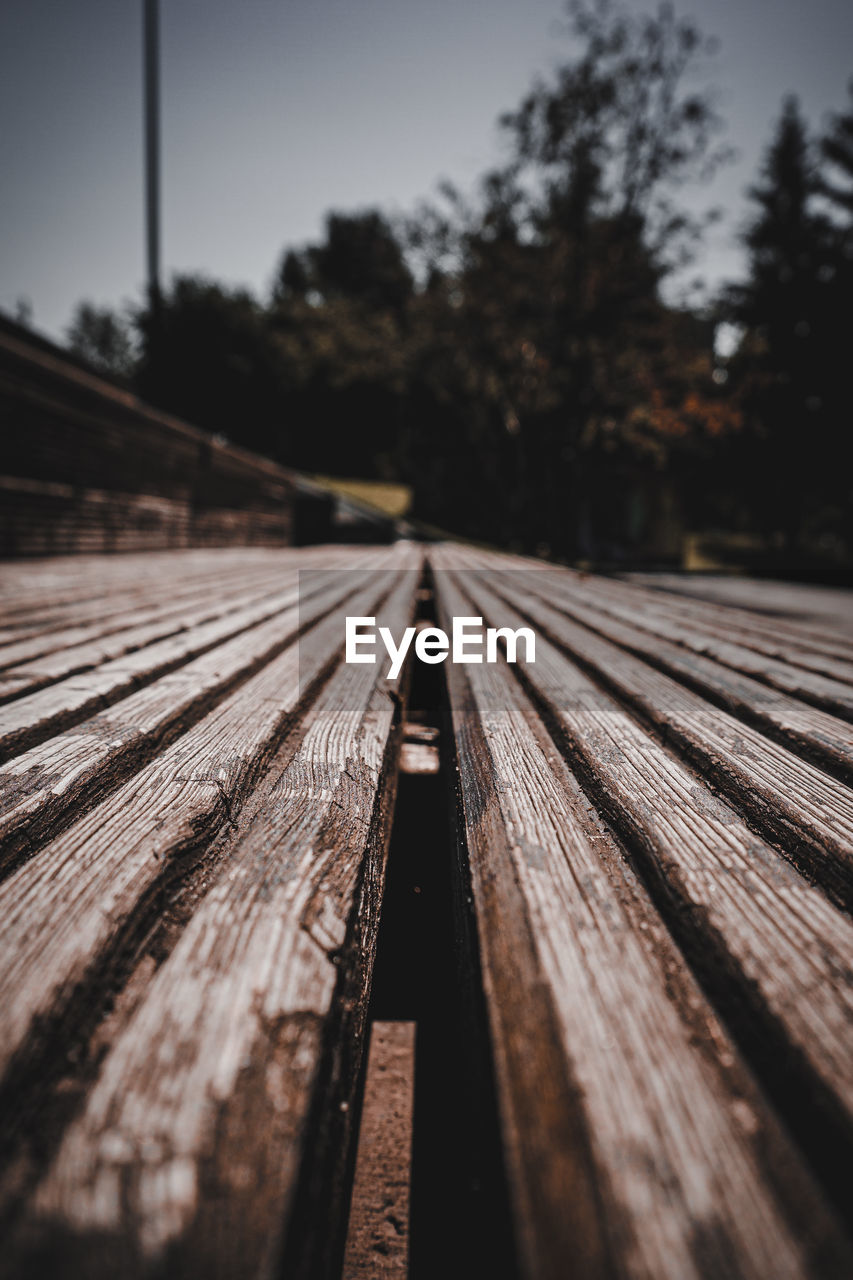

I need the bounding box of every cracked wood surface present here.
[18,562,419,1278]
[1,542,852,1280]
[0,544,421,1280]
[433,558,852,1280]
[0,561,393,868]
[431,546,853,1279]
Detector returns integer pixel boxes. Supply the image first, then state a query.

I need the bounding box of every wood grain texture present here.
[12,555,422,1279]
[1,542,851,1280]
[0,563,288,675]
[432,559,852,1280]
[0,544,377,761]
[444,550,853,905]
[494,580,853,895]
[0,569,386,870]
[0,553,415,1114]
[433,555,853,1173]
[623,572,853,638]
[542,572,853,719]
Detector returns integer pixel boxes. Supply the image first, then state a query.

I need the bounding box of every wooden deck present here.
[0,544,851,1278]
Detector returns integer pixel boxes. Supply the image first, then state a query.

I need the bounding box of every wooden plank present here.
[0,571,296,699]
[529,570,853,719]
[432,554,853,1183]
[0,546,363,650]
[520,565,853,683]
[0,549,313,630]
[457,563,853,907]
[591,579,853,682]
[0,549,375,761]
[0,584,293,760]
[448,546,853,671]
[0,549,253,614]
[624,573,853,637]
[0,562,288,669]
[497,570,853,783]
[432,562,852,1280]
[9,555,422,1278]
[0,553,418,1134]
[0,567,384,870]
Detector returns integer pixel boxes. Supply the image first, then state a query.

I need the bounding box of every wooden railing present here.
[0,320,298,555]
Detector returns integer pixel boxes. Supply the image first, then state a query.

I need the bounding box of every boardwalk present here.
[0,544,851,1278]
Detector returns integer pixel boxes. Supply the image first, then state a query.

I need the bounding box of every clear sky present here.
[1,0,851,342]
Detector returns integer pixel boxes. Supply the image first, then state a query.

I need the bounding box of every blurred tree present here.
[399,0,734,557]
[726,96,849,558]
[500,0,729,262]
[273,210,413,314]
[270,294,409,476]
[815,83,853,555]
[269,210,412,476]
[821,80,853,219]
[136,276,284,459]
[67,302,137,380]
[60,2,774,566]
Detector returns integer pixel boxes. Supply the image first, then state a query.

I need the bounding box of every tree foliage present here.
[722,94,852,560]
[821,80,853,219]
[398,0,736,554]
[136,276,284,458]
[63,2,852,568]
[273,211,413,314]
[66,302,136,380]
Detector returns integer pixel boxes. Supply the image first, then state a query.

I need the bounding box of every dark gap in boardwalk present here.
[352,576,520,1280]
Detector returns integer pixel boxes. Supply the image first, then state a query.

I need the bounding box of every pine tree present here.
[821,81,853,220]
[732,97,829,549]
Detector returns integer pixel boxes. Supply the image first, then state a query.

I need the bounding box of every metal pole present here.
[143,0,161,313]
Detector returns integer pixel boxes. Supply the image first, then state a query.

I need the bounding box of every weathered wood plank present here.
[0,573,297,701]
[531,570,853,718]
[0,585,293,759]
[450,546,853,671]
[624,573,853,638]
[0,541,369,676]
[2,541,850,1278]
[433,555,853,1184]
[0,548,272,616]
[0,546,366,656]
[11,555,422,1278]
[432,562,851,1280]
[0,562,288,671]
[0,549,328,635]
[459,564,853,906]
[577,575,853,683]
[0,552,417,1117]
[498,569,853,781]
[0,550,372,761]
[0,567,385,869]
